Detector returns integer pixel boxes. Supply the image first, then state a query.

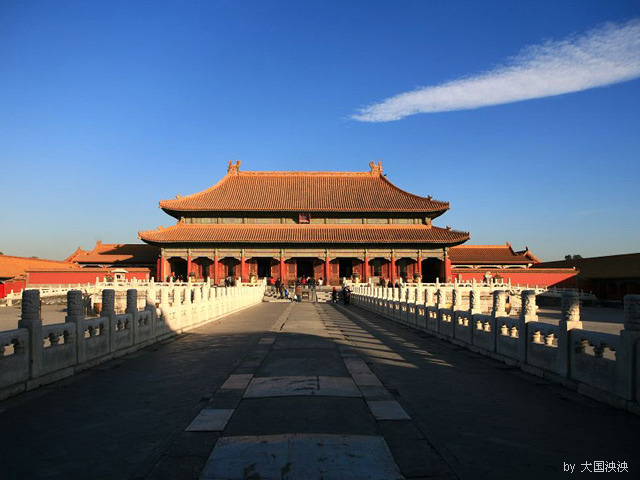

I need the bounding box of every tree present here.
[564,254,583,260]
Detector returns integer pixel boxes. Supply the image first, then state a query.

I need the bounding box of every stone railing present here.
[2,277,263,306]
[0,283,265,401]
[351,285,640,415]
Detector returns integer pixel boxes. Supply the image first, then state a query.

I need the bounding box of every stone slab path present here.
[178,302,447,480]
[1,302,639,479]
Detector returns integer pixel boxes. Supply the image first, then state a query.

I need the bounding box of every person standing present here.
[342,285,351,305]
[294,284,302,303]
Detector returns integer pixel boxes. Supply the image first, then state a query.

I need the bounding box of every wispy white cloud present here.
[352,19,640,122]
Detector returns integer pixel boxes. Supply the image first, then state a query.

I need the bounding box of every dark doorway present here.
[339,259,353,278]
[257,258,272,278]
[296,259,315,278]
[421,258,442,283]
[194,258,213,281]
[221,258,240,279]
[169,257,188,281]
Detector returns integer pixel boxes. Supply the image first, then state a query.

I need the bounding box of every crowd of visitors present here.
[265,275,356,305]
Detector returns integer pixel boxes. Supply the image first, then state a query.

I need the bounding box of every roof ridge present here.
[238,170,374,176]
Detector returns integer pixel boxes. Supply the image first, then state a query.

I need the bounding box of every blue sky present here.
[1,1,639,261]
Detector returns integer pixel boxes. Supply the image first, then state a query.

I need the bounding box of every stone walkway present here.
[1,302,639,479]
[160,302,448,480]
[0,303,287,480]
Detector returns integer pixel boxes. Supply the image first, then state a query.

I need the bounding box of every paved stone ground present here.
[0,304,287,480]
[1,302,638,479]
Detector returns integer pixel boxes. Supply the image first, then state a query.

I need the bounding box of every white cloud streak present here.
[352,19,640,122]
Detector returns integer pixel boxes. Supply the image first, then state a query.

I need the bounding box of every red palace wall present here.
[0,280,27,299]
[27,269,150,285]
[452,268,578,287]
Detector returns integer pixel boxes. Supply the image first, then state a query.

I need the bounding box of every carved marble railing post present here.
[194,286,203,323]
[18,290,43,379]
[127,289,143,343]
[65,290,84,323]
[561,292,580,324]
[492,290,506,318]
[435,289,444,310]
[102,289,115,315]
[425,286,435,307]
[452,288,461,311]
[65,290,86,363]
[416,286,423,305]
[470,288,481,315]
[147,279,156,307]
[193,286,201,304]
[102,289,117,353]
[520,290,538,323]
[616,295,640,399]
[126,289,138,316]
[160,287,169,316]
[557,291,582,377]
[623,295,640,331]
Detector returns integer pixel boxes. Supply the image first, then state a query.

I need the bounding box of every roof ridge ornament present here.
[368,160,383,176]
[228,160,241,174]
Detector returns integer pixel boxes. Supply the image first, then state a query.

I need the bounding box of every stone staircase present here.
[262,290,289,303]
[315,291,333,303]
[262,287,336,303]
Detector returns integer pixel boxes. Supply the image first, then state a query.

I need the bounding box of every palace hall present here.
[139,161,470,285]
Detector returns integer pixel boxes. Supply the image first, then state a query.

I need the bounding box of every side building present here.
[139,161,470,285]
[449,243,577,287]
[534,253,640,303]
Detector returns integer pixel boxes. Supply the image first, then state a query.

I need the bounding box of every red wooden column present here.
[363,255,369,283]
[444,256,452,283]
[187,256,192,277]
[241,254,246,280]
[280,256,286,283]
[156,257,162,281]
[417,255,422,277]
[213,255,219,285]
[390,256,396,284]
[208,260,214,283]
[325,256,330,286]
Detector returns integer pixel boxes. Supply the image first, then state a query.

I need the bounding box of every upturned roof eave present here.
[138,232,470,247]
[160,205,450,218]
[139,238,469,248]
